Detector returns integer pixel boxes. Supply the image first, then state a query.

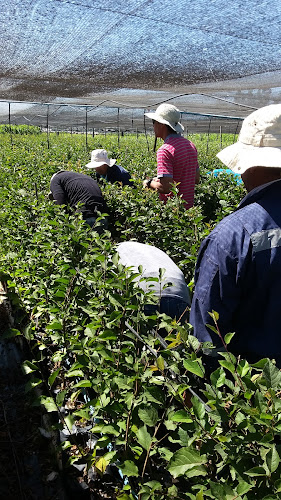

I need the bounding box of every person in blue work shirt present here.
[86,149,134,186]
[190,104,281,367]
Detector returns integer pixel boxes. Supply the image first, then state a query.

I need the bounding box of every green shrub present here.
[1,131,277,499]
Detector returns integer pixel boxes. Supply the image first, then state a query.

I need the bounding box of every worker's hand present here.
[143,179,150,188]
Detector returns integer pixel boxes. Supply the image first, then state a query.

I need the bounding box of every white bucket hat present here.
[217,104,281,174]
[86,149,116,169]
[145,103,184,134]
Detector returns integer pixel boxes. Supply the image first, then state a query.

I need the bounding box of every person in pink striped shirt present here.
[143,103,200,209]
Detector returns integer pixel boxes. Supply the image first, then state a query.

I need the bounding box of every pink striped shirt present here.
[157,134,199,209]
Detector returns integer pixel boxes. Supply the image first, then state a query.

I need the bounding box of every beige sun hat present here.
[216,104,281,174]
[86,149,116,169]
[145,103,184,134]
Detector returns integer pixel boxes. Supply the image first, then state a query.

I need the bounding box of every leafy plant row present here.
[0,131,280,499]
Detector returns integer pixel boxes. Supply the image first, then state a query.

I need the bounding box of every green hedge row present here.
[0,132,280,499]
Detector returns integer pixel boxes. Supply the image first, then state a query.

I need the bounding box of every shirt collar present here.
[164,133,180,142]
[238,178,281,210]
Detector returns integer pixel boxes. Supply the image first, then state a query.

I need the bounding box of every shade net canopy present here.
[0,0,280,129]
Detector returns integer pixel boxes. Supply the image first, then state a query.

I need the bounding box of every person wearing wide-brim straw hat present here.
[190,103,281,369]
[143,103,200,210]
[85,149,134,186]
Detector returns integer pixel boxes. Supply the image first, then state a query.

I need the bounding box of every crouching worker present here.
[86,149,134,186]
[49,170,108,231]
[116,241,190,323]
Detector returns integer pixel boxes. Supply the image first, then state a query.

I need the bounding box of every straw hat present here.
[217,104,281,174]
[145,103,184,134]
[86,149,116,169]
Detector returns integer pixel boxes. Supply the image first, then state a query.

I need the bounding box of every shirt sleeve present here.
[50,177,66,205]
[190,234,244,346]
[157,145,174,178]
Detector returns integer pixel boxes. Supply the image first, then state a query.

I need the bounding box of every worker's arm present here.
[50,178,67,205]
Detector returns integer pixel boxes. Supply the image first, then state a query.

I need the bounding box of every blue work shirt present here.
[190,178,281,366]
[97,164,134,186]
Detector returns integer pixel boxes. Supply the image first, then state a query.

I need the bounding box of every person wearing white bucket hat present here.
[86,149,133,186]
[143,103,200,209]
[190,103,281,368]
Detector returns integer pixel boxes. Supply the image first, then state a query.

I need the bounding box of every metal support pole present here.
[206,118,212,154]
[8,102,13,144]
[144,112,150,152]
[117,107,120,147]
[85,107,88,149]
[233,119,240,143]
[46,104,50,149]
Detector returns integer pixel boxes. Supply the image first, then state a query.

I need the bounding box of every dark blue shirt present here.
[190,178,281,365]
[97,164,134,186]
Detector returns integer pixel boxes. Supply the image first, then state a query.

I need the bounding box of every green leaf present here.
[209,481,236,500]
[192,397,206,420]
[170,410,193,423]
[92,424,119,436]
[237,359,250,377]
[184,465,207,478]
[74,409,90,420]
[46,320,63,331]
[64,414,75,431]
[205,323,219,335]
[236,480,252,495]
[136,425,152,451]
[65,369,85,378]
[138,407,158,427]
[210,367,225,388]
[3,328,21,338]
[25,377,42,392]
[274,479,281,493]
[266,446,280,473]
[168,447,207,478]
[48,368,60,388]
[224,332,235,344]
[40,396,57,413]
[156,355,165,372]
[73,380,92,388]
[263,360,281,389]
[196,490,204,500]
[183,359,204,378]
[251,358,269,369]
[56,389,67,407]
[22,360,39,375]
[144,386,165,405]
[209,310,219,321]
[245,466,268,477]
[119,460,139,477]
[219,360,235,373]
[262,496,280,500]
[95,456,108,473]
